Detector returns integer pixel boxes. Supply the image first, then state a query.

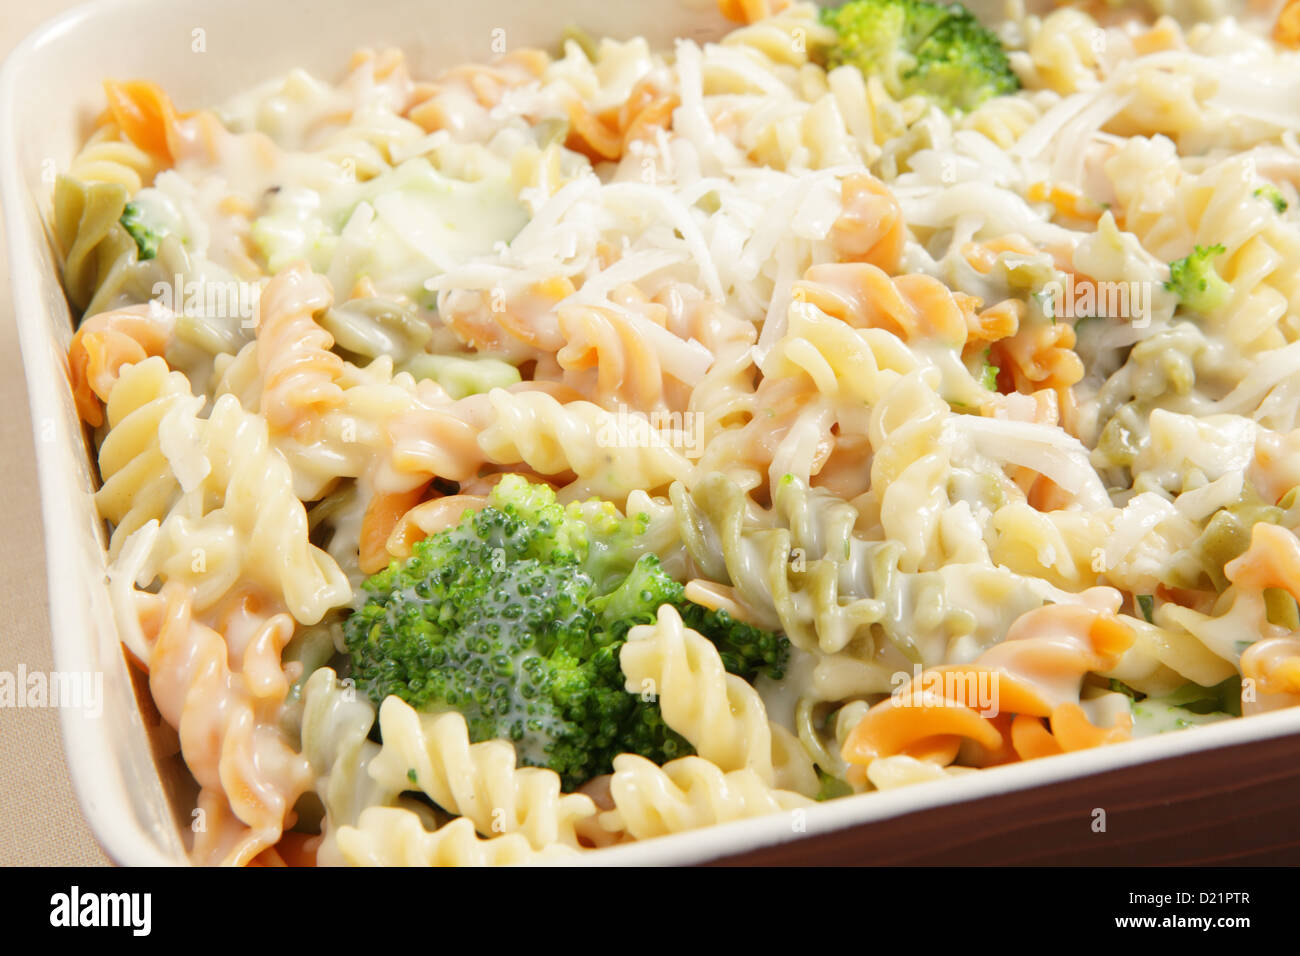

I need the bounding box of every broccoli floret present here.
[1165,244,1231,315]
[1107,678,1144,701]
[344,476,787,789]
[979,349,1000,390]
[1158,675,1242,717]
[678,602,789,682]
[821,0,1019,114]
[402,354,522,400]
[1255,184,1288,214]
[119,202,162,260]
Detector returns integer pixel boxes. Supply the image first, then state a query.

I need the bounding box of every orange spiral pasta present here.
[959,235,1041,271]
[793,262,978,347]
[134,582,312,866]
[100,80,185,167]
[966,298,1023,352]
[440,278,573,364]
[829,173,906,273]
[1223,524,1300,714]
[384,385,494,491]
[68,303,176,426]
[406,49,550,133]
[1025,180,1105,226]
[555,283,703,412]
[717,0,792,25]
[254,263,346,438]
[988,321,1085,395]
[1276,0,1300,49]
[841,603,1136,775]
[1223,523,1300,598]
[556,304,670,411]
[357,482,431,574]
[380,493,489,564]
[727,374,836,494]
[565,74,680,164]
[1240,636,1300,714]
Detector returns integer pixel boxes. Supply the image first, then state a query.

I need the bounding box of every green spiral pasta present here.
[299,667,394,866]
[672,471,886,655]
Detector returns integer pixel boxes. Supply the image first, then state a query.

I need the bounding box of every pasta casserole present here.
[51,0,1300,864]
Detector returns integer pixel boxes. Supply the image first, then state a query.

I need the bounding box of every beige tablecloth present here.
[0,0,112,866]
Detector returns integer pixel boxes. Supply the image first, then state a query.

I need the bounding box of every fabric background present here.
[0,0,113,866]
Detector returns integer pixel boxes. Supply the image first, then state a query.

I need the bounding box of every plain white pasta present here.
[94,357,197,552]
[98,358,351,624]
[367,696,598,850]
[476,387,695,499]
[337,807,579,866]
[621,604,819,795]
[865,755,979,790]
[599,754,814,840]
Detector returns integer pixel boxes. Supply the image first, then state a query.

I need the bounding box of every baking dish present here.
[4,0,1300,866]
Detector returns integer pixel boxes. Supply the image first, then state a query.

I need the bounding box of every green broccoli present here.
[1165,244,1231,315]
[344,475,788,789]
[1107,677,1144,701]
[979,349,1000,390]
[1254,184,1288,214]
[820,0,1019,114]
[815,770,854,801]
[1157,675,1242,717]
[119,202,162,260]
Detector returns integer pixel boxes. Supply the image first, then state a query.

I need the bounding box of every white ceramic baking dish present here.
[4,0,1300,866]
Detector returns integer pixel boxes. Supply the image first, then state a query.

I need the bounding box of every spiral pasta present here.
[320,292,432,364]
[68,302,176,426]
[53,1,1300,866]
[337,808,578,866]
[367,696,598,850]
[621,604,818,795]
[1160,523,1300,689]
[299,667,393,866]
[475,387,694,500]
[65,125,161,193]
[1111,151,1300,360]
[251,263,346,436]
[554,284,705,412]
[53,176,139,314]
[53,82,201,312]
[672,472,886,655]
[97,358,351,623]
[597,754,814,841]
[841,601,1137,778]
[129,579,312,866]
